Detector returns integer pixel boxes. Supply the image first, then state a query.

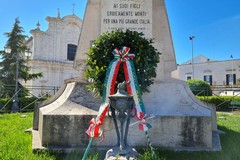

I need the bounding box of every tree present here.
[0,79,4,97]
[187,79,212,96]
[0,18,43,98]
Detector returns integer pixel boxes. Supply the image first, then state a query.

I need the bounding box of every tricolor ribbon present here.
[86,46,151,138]
[83,46,156,160]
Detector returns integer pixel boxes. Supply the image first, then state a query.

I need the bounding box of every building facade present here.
[173,55,240,96]
[24,13,82,96]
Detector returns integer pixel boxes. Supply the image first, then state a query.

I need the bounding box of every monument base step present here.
[32,129,221,152]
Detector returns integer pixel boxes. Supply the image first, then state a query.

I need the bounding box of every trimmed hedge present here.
[197,96,240,111]
[0,97,48,112]
[187,79,212,96]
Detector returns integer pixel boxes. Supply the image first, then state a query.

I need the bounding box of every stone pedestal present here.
[33,78,101,149]
[33,79,219,151]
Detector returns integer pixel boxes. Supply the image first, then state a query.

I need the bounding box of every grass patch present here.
[0,112,240,160]
[0,112,56,160]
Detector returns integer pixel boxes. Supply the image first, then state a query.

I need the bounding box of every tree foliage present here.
[187,79,212,96]
[86,29,160,96]
[0,18,43,98]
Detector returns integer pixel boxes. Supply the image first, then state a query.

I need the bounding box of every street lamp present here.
[25,48,32,60]
[4,46,32,112]
[189,36,195,79]
[230,54,234,96]
[4,46,11,54]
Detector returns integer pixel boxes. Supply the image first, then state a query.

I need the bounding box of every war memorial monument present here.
[32,0,221,156]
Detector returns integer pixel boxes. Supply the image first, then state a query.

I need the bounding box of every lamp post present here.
[4,46,32,111]
[189,36,195,79]
[230,55,234,96]
[25,49,32,60]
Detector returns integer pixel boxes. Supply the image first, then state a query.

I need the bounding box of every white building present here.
[24,12,82,96]
[173,55,240,96]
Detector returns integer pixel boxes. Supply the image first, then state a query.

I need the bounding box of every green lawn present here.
[0,112,56,160]
[0,112,240,160]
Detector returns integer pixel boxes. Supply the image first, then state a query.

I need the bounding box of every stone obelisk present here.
[33,0,220,151]
[74,0,176,82]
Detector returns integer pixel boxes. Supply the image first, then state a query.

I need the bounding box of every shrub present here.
[197,96,240,110]
[187,79,212,96]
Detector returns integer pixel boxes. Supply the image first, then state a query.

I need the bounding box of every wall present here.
[24,14,82,96]
[176,58,240,86]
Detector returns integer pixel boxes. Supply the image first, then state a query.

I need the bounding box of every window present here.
[204,75,212,85]
[226,74,236,85]
[187,76,192,80]
[67,44,77,61]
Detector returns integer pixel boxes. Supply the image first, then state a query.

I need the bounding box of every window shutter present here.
[226,74,229,85]
[210,75,212,85]
[233,74,236,85]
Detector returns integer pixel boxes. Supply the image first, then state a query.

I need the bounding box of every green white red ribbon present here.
[86,46,151,139]
[83,46,156,160]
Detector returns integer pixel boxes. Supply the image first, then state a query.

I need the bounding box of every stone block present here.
[33,80,217,151]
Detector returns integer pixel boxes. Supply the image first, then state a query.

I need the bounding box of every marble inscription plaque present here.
[101,0,152,38]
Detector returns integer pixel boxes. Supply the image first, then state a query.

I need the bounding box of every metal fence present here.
[0,85,60,113]
[1,85,240,113]
[190,86,240,110]
[0,85,60,98]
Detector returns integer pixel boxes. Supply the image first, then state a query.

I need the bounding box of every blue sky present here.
[0,0,240,64]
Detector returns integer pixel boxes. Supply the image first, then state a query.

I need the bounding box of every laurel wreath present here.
[86,29,160,96]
